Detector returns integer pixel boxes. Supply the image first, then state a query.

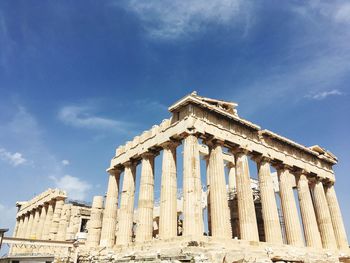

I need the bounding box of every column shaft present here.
[36,206,47,240]
[278,168,304,246]
[325,184,349,250]
[228,163,236,195]
[183,135,203,237]
[313,180,337,249]
[206,157,212,236]
[49,199,64,240]
[56,204,71,241]
[116,162,136,245]
[297,174,322,248]
[30,208,40,239]
[86,196,103,247]
[135,153,155,242]
[235,152,259,241]
[21,215,29,239]
[257,159,283,244]
[159,142,178,239]
[100,169,120,247]
[42,202,54,240]
[25,211,34,239]
[207,143,231,239]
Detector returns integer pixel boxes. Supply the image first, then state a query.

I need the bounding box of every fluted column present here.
[100,168,121,247]
[325,183,349,250]
[234,151,259,241]
[312,180,337,250]
[183,135,203,238]
[257,157,283,244]
[17,216,25,237]
[278,166,303,246]
[159,141,178,239]
[36,205,47,240]
[13,218,20,238]
[49,199,64,240]
[86,196,104,247]
[42,201,54,240]
[56,204,71,241]
[25,211,34,239]
[207,141,231,239]
[30,208,40,239]
[205,156,212,236]
[116,161,136,245]
[296,173,322,248]
[21,215,29,238]
[227,162,236,195]
[135,152,155,242]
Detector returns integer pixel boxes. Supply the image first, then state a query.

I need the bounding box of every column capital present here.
[225,161,235,168]
[140,151,157,160]
[160,140,180,150]
[123,160,137,168]
[107,167,122,177]
[204,138,225,148]
[251,154,272,164]
[230,147,250,156]
[274,162,293,172]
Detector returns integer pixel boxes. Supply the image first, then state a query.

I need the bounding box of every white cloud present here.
[62,159,70,166]
[0,148,27,166]
[58,105,130,132]
[334,3,350,24]
[306,89,343,100]
[121,0,251,40]
[49,175,92,201]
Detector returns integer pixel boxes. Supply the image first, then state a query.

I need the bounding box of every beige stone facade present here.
[8,93,350,263]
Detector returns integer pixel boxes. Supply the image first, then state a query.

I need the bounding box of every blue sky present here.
[0,0,350,243]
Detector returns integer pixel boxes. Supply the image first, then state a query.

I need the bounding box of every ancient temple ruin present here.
[6,92,350,263]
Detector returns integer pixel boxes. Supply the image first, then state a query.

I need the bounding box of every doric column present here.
[256,157,283,244]
[25,211,34,239]
[56,204,71,241]
[116,161,136,245]
[16,216,24,237]
[41,201,54,240]
[159,141,178,240]
[49,199,64,240]
[278,166,304,246]
[100,168,121,247]
[13,217,20,238]
[182,134,203,238]
[207,141,231,239]
[30,208,40,239]
[325,183,349,250]
[296,173,322,248]
[36,205,47,240]
[135,152,155,242]
[312,180,337,250]
[86,196,104,247]
[21,214,29,238]
[205,156,212,236]
[234,150,259,241]
[227,162,236,196]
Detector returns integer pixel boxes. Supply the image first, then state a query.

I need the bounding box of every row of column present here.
[14,198,67,241]
[98,134,348,251]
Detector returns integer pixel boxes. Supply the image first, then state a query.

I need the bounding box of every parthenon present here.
[6,92,350,263]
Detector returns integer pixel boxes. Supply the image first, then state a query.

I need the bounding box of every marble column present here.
[159,141,178,240]
[312,180,337,250]
[235,151,259,241]
[278,167,303,246]
[325,183,349,250]
[183,135,203,238]
[227,162,236,196]
[36,205,47,240]
[116,161,136,245]
[257,157,283,244]
[100,168,121,247]
[207,141,231,239]
[49,199,64,240]
[30,208,41,239]
[16,216,24,237]
[56,204,71,241]
[25,211,34,239]
[86,196,104,247]
[297,173,322,248]
[205,156,212,236]
[42,201,54,240]
[135,152,155,242]
[21,215,29,238]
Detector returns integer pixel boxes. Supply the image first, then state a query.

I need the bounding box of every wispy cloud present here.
[61,159,70,166]
[0,148,27,166]
[58,105,132,132]
[49,175,92,201]
[305,89,343,100]
[120,0,252,40]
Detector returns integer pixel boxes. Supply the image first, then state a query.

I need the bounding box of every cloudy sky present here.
[1,0,350,243]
